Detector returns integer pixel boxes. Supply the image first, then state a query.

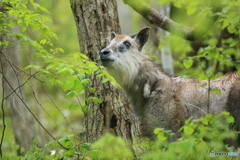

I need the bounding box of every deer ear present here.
[111,32,117,40]
[135,27,150,51]
[129,33,137,38]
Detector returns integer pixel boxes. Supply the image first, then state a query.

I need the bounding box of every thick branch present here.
[123,0,217,41]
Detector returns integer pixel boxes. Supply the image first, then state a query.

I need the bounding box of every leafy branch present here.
[123,0,221,41]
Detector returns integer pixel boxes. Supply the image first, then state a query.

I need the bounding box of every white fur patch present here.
[143,82,151,98]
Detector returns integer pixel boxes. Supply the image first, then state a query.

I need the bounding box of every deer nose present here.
[100,48,110,59]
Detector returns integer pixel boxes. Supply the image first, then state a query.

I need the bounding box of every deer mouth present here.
[101,57,114,66]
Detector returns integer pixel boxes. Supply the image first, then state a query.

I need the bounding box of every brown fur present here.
[115,35,127,40]
[226,80,240,147]
[100,27,240,146]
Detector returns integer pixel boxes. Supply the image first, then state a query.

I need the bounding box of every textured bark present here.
[0,24,36,155]
[70,0,144,155]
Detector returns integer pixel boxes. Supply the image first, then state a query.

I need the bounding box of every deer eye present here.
[123,41,131,49]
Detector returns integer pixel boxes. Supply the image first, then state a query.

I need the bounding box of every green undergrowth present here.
[1,112,239,160]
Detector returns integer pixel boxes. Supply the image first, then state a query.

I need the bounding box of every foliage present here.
[90,133,134,160]
[158,0,240,79]
[141,112,239,160]
[2,112,238,160]
[0,0,114,158]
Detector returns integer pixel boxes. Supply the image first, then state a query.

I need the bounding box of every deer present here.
[99,27,240,147]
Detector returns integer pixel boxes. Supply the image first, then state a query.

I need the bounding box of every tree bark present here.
[70,0,144,156]
[0,23,36,155]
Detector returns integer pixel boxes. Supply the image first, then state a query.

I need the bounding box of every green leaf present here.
[20,147,25,154]
[184,117,193,125]
[226,116,234,123]
[33,138,39,145]
[222,19,229,29]
[157,132,167,141]
[81,105,88,113]
[21,25,27,32]
[46,64,54,70]
[200,117,208,125]
[79,53,89,59]
[91,133,134,159]
[187,7,196,15]
[210,89,221,95]
[220,111,230,116]
[102,78,109,83]
[31,2,40,10]
[184,126,194,135]
[92,97,101,104]
[86,97,102,105]
[183,59,193,68]
[40,39,47,45]
[222,6,230,13]
[198,83,207,88]
[205,114,213,119]
[69,104,79,110]
[64,81,75,91]
[66,91,78,98]
[173,2,182,8]
[64,150,75,156]
[81,79,91,85]
[42,28,48,37]
[158,0,170,5]
[81,142,91,149]
[227,25,236,34]
[75,83,84,92]
[39,6,50,13]
[154,128,162,134]
[76,74,85,80]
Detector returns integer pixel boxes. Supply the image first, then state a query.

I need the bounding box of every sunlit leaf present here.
[183,59,193,68]
[66,91,78,98]
[210,89,221,95]
[187,7,196,15]
[184,126,194,135]
[69,103,79,110]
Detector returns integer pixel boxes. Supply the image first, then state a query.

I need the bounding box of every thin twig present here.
[12,92,27,123]
[0,52,43,82]
[8,57,24,99]
[1,73,69,150]
[184,103,207,115]
[31,84,70,139]
[41,84,78,145]
[0,52,6,158]
[207,78,211,113]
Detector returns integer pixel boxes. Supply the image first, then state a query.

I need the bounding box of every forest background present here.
[0,0,240,159]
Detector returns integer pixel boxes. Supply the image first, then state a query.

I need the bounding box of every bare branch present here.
[0,55,6,158]
[0,52,43,82]
[123,0,218,41]
[0,73,69,151]
[40,84,79,147]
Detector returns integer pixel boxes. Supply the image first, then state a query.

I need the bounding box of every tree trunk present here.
[159,2,174,75]
[0,23,36,155]
[70,0,144,156]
